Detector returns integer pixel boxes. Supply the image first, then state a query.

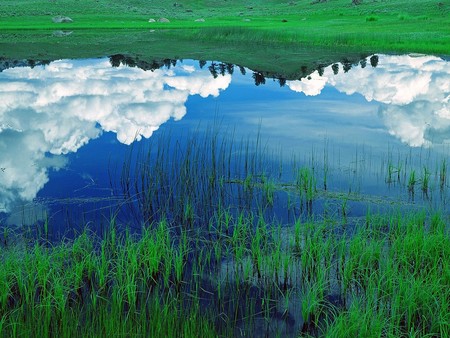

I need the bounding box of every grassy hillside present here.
[1,0,448,21]
[0,0,448,75]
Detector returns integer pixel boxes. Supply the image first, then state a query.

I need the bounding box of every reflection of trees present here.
[342,60,352,73]
[27,59,36,69]
[301,66,309,78]
[110,54,123,67]
[219,63,227,76]
[163,59,178,69]
[360,58,367,68]
[317,64,325,76]
[252,72,266,86]
[0,59,52,73]
[109,55,183,71]
[208,62,236,79]
[104,54,379,87]
[208,62,218,78]
[3,53,376,84]
[332,63,339,75]
[277,77,286,87]
[370,55,379,68]
[313,55,371,78]
[109,54,140,69]
[226,63,234,75]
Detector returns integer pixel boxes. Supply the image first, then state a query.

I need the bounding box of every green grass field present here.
[1,0,449,75]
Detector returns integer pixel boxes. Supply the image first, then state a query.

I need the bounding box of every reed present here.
[440,159,447,192]
[408,169,417,196]
[421,166,431,196]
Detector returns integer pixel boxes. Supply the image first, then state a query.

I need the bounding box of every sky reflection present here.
[0,59,230,213]
[0,54,448,219]
[286,54,449,147]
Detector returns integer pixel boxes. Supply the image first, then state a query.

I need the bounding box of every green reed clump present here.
[330,211,449,337]
[298,167,316,200]
[408,169,416,194]
[261,173,276,206]
[421,166,431,196]
[0,223,222,337]
[325,295,385,337]
[296,167,317,215]
[386,160,403,184]
[440,159,447,191]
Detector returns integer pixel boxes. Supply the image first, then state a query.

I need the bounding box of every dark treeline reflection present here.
[109,54,182,71]
[0,58,51,72]
[1,54,378,87]
[107,54,379,87]
[1,54,378,83]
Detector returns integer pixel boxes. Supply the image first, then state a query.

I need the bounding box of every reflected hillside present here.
[107,53,372,86]
[1,52,370,82]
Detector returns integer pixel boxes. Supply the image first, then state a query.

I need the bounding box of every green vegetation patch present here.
[0,0,448,71]
[1,209,448,336]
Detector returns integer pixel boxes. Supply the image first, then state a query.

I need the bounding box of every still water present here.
[0,54,449,232]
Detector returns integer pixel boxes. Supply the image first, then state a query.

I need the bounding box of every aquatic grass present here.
[421,166,431,197]
[300,265,330,334]
[408,169,417,198]
[340,194,350,220]
[297,167,317,214]
[298,168,316,199]
[261,174,276,206]
[250,218,268,279]
[1,128,450,336]
[1,207,449,337]
[119,125,281,230]
[292,218,303,256]
[440,159,447,192]
[325,295,386,337]
[386,161,403,184]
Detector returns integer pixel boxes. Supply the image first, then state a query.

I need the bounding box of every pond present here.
[1,53,449,231]
[0,53,449,337]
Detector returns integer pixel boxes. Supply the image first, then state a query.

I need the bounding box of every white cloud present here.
[286,54,450,147]
[0,59,231,212]
[287,71,328,96]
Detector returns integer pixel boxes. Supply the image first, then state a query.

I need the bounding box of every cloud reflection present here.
[287,55,450,147]
[0,59,231,212]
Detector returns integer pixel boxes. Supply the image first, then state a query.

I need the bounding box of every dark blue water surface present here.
[0,54,449,235]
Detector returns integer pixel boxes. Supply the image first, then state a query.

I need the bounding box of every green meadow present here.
[1,0,449,75]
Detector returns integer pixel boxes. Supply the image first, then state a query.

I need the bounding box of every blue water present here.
[0,54,449,233]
